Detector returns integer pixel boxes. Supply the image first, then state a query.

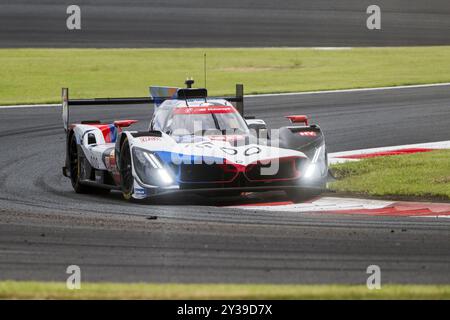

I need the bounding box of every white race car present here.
[62,82,328,202]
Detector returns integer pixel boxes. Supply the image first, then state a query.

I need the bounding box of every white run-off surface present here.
[234,197,450,218]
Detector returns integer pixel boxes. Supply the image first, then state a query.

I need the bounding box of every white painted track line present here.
[0,103,59,109]
[236,197,395,212]
[245,82,450,98]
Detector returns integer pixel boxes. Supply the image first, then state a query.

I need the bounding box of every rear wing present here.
[61,84,244,132]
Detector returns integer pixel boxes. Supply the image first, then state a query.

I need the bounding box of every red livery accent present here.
[337,148,435,159]
[173,106,236,115]
[114,120,138,128]
[286,115,308,125]
[89,124,117,143]
[88,120,137,143]
[299,131,317,137]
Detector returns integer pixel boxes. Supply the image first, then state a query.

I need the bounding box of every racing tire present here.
[119,137,134,200]
[68,134,110,194]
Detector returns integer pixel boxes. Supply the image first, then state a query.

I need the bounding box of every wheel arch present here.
[115,131,132,171]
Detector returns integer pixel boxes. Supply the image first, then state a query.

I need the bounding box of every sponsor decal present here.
[173,106,236,115]
[208,135,245,142]
[104,149,116,169]
[104,150,121,184]
[139,136,161,143]
[135,188,147,197]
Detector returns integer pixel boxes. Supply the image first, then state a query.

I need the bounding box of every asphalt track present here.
[0,85,449,284]
[1,0,450,47]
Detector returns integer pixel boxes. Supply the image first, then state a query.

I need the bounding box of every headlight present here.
[304,163,318,179]
[304,145,326,179]
[133,148,174,186]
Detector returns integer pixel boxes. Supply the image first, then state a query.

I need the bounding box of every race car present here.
[62,82,328,202]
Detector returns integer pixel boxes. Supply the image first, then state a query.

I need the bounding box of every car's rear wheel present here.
[119,137,134,200]
[68,133,110,194]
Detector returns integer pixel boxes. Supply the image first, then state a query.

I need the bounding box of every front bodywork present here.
[123,131,326,199]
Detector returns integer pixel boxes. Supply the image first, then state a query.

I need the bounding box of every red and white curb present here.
[234,197,450,218]
[329,140,450,164]
[234,140,450,217]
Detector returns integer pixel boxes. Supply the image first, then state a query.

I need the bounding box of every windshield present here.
[164,105,248,136]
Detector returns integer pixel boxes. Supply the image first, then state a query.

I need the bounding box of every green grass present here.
[0,281,449,300]
[1,47,450,105]
[330,150,450,200]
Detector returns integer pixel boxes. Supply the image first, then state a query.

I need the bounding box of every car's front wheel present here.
[119,137,134,200]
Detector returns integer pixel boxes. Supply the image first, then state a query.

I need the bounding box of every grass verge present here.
[330,150,450,200]
[1,47,450,105]
[0,281,449,300]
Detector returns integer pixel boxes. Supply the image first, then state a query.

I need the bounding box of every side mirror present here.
[245,118,268,139]
[245,118,267,130]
